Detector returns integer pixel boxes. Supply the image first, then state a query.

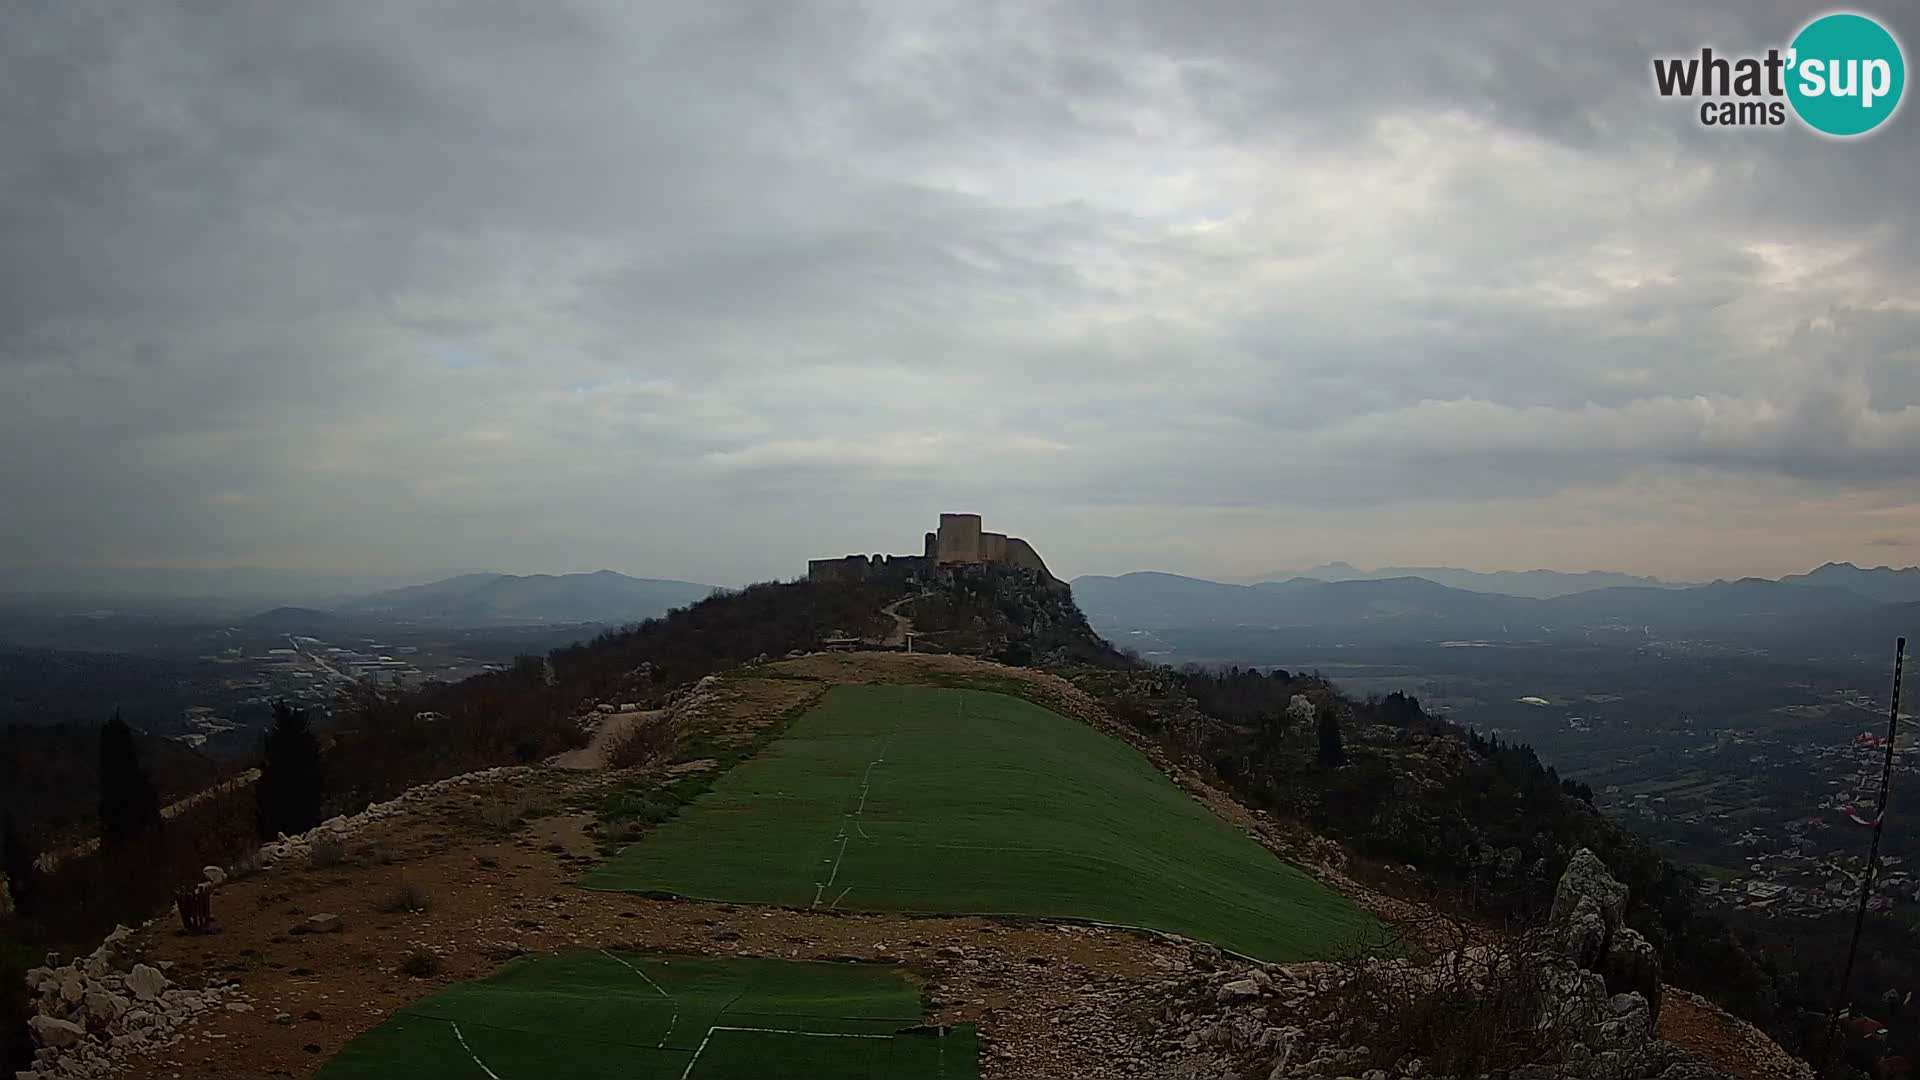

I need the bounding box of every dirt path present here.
[879,592,930,647]
[548,709,665,770]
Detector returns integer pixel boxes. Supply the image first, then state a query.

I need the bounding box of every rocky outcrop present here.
[1548,847,1662,1024]
[1127,849,1769,1080]
[18,924,251,1080]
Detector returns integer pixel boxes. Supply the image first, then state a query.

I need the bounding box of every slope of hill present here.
[343,570,719,624]
[586,683,1373,960]
[6,564,1811,1080]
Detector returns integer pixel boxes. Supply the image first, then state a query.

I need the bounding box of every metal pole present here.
[1820,636,1906,1076]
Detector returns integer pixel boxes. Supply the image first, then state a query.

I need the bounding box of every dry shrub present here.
[473,798,527,832]
[1323,915,1567,1076]
[306,838,348,870]
[605,714,682,770]
[376,880,431,914]
[400,947,442,978]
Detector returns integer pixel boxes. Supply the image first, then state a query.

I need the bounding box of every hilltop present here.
[3,560,1816,1079]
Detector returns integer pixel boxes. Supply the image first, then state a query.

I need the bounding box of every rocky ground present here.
[15,652,1815,1080]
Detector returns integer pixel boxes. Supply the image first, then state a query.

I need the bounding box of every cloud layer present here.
[5,1,1917,584]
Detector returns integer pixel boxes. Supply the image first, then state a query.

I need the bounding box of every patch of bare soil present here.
[550,709,663,770]
[686,671,825,749]
[1658,986,1813,1080]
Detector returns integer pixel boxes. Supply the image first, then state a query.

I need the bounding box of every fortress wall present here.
[808,556,871,583]
[1002,537,1058,583]
[936,513,983,563]
[979,532,1008,562]
[883,555,933,575]
[809,554,933,583]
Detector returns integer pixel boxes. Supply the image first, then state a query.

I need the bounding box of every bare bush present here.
[473,799,523,831]
[375,880,431,914]
[1320,921,1567,1076]
[605,714,682,770]
[399,947,443,978]
[306,838,347,870]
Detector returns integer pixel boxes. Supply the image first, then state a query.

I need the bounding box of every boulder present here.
[1601,992,1652,1044]
[28,1016,85,1049]
[83,990,128,1024]
[203,865,227,887]
[125,964,168,1002]
[1602,927,1663,1024]
[1216,978,1263,1003]
[1561,893,1609,969]
[305,913,345,934]
[1550,849,1627,939]
[58,974,85,1004]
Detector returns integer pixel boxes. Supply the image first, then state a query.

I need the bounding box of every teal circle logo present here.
[1787,13,1906,136]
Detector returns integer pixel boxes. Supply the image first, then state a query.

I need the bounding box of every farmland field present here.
[315,951,975,1080]
[586,684,1375,960]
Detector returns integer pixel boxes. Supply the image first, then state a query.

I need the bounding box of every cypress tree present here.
[99,711,162,846]
[256,701,325,839]
[1316,699,1346,767]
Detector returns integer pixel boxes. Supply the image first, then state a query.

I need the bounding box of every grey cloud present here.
[3,0,1917,584]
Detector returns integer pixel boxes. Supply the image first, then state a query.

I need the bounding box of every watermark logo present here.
[1652,11,1905,136]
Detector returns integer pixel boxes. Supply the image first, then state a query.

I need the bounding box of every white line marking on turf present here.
[448,1020,502,1080]
[602,949,678,1048]
[812,729,895,908]
[679,1024,895,1080]
[830,885,853,909]
[820,834,851,896]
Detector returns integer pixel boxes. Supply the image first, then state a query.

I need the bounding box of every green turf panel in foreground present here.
[586,684,1376,961]
[316,952,973,1080]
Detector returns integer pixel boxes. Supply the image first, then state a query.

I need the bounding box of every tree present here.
[99,711,162,846]
[2,813,35,917]
[1316,699,1346,767]
[256,701,326,840]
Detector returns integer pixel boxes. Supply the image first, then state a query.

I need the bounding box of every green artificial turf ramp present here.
[315,951,973,1080]
[586,684,1375,960]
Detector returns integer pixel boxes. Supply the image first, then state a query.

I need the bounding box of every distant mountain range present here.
[1222,559,1919,604]
[1069,568,1897,648]
[1778,562,1920,605]
[1267,562,1687,599]
[339,571,720,624]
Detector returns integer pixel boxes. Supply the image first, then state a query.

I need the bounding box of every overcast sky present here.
[5,1,1917,587]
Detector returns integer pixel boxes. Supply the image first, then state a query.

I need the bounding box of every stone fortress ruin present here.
[807,513,1058,585]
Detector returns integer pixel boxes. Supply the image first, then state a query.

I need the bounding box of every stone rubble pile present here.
[256,764,534,865]
[16,925,251,1080]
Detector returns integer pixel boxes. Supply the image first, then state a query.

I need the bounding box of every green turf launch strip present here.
[586,684,1377,961]
[315,952,973,1080]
